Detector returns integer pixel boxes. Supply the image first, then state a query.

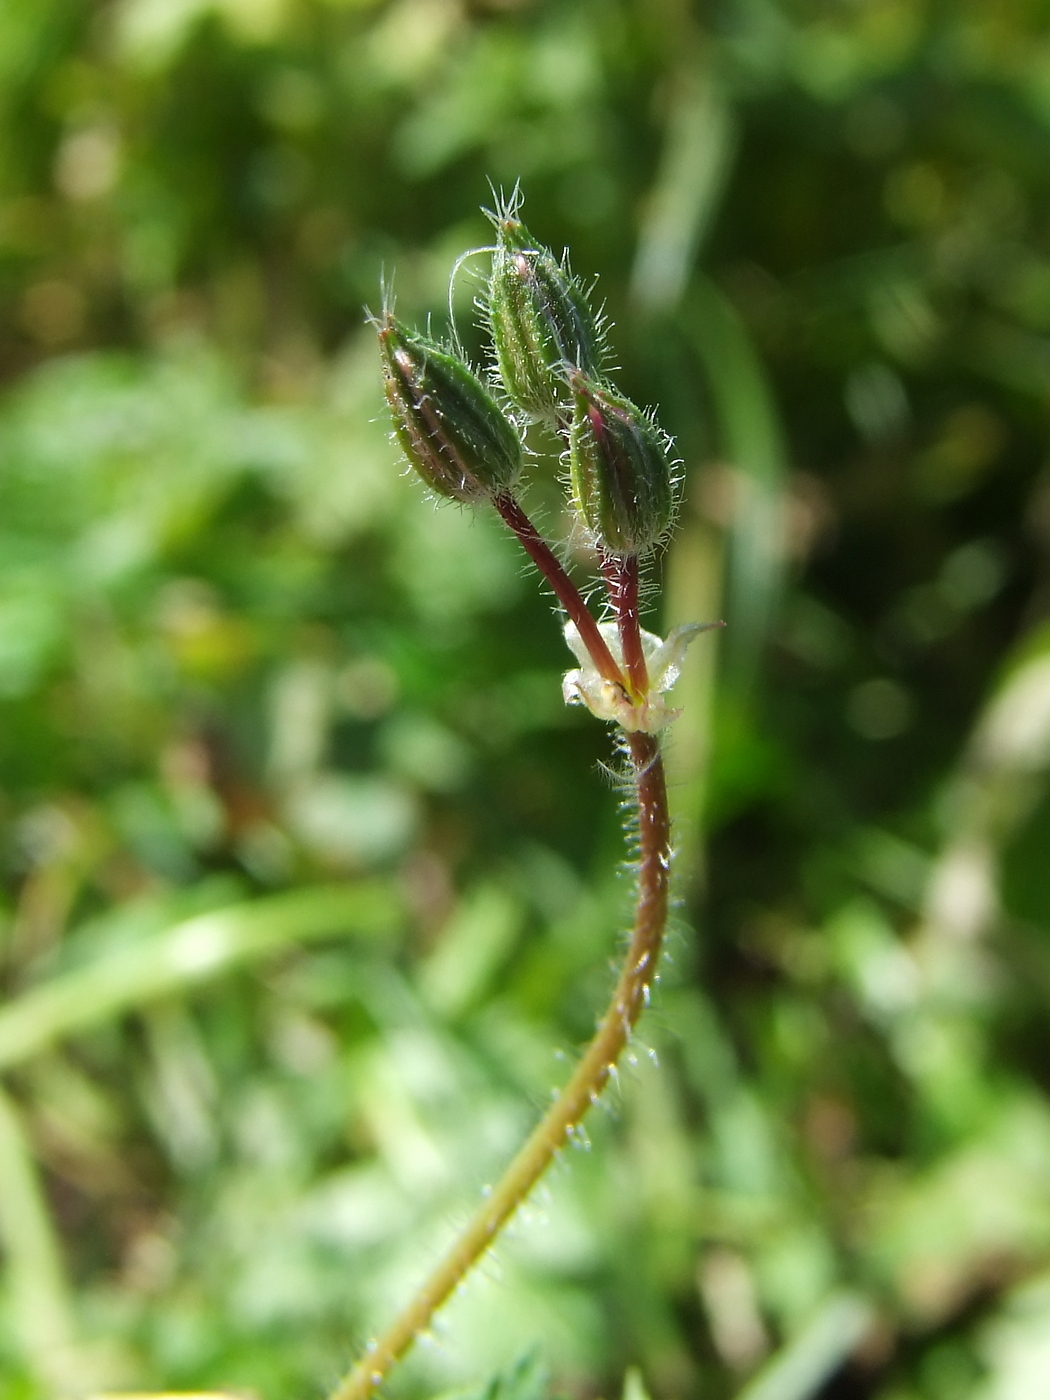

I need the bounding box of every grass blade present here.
[0,883,399,1071]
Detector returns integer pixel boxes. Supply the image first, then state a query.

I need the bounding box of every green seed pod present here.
[568,373,677,557]
[377,313,523,504]
[487,208,604,424]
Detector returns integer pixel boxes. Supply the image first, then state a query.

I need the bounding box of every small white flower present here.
[562,619,720,733]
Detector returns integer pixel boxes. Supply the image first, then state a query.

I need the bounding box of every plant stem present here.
[492,492,625,690]
[327,732,670,1400]
[601,552,648,701]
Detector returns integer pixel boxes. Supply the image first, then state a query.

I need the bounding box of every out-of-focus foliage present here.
[2,2,1050,1398]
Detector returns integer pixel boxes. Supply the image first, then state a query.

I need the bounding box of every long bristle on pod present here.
[568,372,677,557]
[486,206,605,425]
[377,312,523,503]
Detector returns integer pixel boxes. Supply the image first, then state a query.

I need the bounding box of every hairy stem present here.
[493,492,625,690]
[601,552,648,701]
[327,732,670,1400]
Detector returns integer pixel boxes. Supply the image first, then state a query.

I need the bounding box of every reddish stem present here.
[493,493,625,690]
[327,733,670,1400]
[602,552,648,702]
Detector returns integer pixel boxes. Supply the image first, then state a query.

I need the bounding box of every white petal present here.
[561,617,721,731]
[649,622,720,693]
[562,619,622,672]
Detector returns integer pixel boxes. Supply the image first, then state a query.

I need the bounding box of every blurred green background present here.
[2,2,1050,1398]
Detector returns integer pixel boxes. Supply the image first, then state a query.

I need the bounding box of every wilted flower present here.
[562,619,720,732]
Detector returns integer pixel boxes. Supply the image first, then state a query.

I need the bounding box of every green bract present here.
[488,210,603,423]
[569,373,676,557]
[378,314,523,503]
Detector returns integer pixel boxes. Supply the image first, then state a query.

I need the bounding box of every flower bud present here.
[568,374,676,557]
[487,209,604,423]
[377,314,523,504]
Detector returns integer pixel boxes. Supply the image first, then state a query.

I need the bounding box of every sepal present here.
[487,202,604,423]
[377,313,523,503]
[568,374,677,557]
